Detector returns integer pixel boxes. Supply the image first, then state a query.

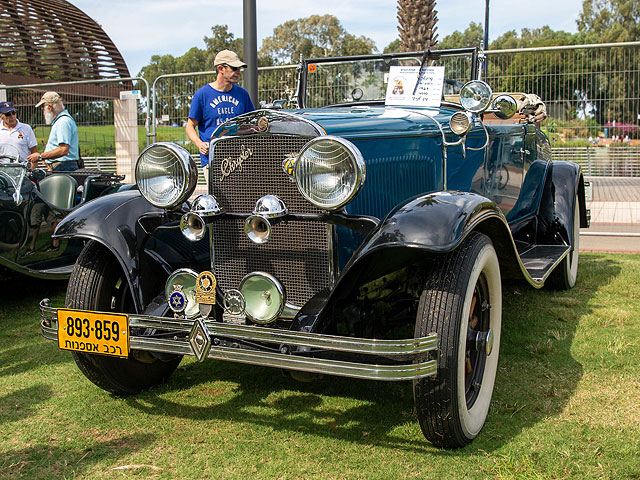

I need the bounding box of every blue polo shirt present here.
[45,109,79,164]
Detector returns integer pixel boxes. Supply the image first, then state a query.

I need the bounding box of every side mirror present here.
[491,95,518,119]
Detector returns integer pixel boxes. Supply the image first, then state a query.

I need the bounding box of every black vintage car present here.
[0,144,126,279]
[40,47,588,448]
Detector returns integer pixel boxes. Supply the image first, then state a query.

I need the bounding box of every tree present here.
[397,0,438,51]
[383,39,402,54]
[203,25,244,68]
[577,0,640,42]
[438,22,483,49]
[259,15,376,65]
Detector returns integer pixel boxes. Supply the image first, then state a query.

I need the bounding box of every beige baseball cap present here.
[35,91,62,107]
[214,50,247,68]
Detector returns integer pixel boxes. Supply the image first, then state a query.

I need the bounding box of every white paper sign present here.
[161,114,170,122]
[385,66,445,107]
[119,90,141,100]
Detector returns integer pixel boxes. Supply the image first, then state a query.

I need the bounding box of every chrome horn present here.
[180,194,224,241]
[244,195,288,245]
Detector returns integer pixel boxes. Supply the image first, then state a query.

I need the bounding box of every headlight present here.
[295,136,365,210]
[135,142,197,209]
[165,268,199,318]
[460,80,493,113]
[450,112,472,136]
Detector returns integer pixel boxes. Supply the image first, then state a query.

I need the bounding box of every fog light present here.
[165,269,199,318]
[239,272,285,324]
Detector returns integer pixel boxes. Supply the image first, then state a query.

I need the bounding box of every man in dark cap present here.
[0,101,38,163]
[27,92,79,171]
[185,50,255,185]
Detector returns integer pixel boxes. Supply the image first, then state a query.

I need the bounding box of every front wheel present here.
[66,241,182,395]
[414,232,502,448]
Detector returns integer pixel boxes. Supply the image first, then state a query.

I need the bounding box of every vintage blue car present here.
[40,47,588,448]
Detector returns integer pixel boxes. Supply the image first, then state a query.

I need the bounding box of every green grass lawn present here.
[34,126,194,157]
[0,253,638,479]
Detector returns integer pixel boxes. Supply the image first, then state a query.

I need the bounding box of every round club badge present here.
[168,285,187,313]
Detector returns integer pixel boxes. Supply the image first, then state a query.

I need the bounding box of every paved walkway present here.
[581,177,640,253]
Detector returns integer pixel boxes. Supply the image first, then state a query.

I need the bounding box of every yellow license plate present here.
[57,309,129,358]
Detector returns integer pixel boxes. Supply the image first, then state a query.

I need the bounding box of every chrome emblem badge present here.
[220,145,253,181]
[168,285,187,314]
[282,154,297,181]
[257,116,269,132]
[223,289,246,315]
[195,271,217,305]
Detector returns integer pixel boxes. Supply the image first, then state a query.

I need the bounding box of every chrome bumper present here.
[40,300,438,382]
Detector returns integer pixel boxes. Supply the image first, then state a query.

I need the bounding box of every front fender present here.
[54,190,164,311]
[348,191,505,263]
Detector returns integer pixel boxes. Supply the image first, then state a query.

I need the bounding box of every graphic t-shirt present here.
[188,84,255,166]
[0,120,37,162]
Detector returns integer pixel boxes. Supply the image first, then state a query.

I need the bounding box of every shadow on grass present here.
[118,257,621,453]
[0,275,71,378]
[0,384,52,425]
[1,433,155,479]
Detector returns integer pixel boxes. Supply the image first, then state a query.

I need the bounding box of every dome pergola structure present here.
[0,0,130,87]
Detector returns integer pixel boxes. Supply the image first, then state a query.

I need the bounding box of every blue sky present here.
[69,0,585,76]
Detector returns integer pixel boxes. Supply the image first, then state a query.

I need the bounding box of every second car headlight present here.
[460,80,493,113]
[135,142,198,209]
[295,136,365,210]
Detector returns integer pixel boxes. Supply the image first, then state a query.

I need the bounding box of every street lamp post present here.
[243,0,258,106]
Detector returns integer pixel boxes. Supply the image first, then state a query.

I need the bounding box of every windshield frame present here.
[297,47,479,109]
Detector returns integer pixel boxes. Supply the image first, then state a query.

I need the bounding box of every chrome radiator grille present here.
[210,134,330,306]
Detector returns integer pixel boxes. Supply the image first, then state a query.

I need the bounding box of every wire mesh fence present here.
[1,78,150,158]
[485,42,640,144]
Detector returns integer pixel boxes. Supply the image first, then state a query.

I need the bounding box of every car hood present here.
[294,105,461,139]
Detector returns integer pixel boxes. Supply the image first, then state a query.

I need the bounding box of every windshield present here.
[301,48,478,108]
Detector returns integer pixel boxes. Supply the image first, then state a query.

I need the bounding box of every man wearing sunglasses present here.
[0,101,38,164]
[186,49,255,184]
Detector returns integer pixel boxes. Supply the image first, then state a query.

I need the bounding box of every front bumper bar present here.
[40,300,438,381]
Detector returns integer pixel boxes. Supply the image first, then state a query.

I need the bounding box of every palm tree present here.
[397,0,439,52]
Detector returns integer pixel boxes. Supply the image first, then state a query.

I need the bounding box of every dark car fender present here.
[549,160,588,232]
[53,190,191,312]
[311,192,524,330]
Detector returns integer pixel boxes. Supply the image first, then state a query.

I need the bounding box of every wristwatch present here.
[38,154,42,162]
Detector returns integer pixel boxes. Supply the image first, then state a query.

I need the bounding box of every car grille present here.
[210,134,330,306]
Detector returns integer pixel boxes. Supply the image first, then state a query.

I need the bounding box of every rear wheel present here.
[66,241,181,395]
[548,195,580,290]
[414,232,502,448]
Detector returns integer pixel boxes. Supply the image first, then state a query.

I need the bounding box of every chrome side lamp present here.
[180,194,224,241]
[244,195,288,245]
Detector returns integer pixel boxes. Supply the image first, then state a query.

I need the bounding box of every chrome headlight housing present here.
[135,142,198,209]
[450,111,472,136]
[295,136,365,210]
[460,80,493,113]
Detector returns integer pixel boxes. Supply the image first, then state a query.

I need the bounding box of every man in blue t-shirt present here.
[186,50,255,182]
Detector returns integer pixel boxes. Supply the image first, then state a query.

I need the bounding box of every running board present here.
[519,245,569,282]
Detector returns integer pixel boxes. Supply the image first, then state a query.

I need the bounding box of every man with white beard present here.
[27,92,79,171]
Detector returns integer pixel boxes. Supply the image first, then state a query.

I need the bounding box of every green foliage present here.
[259,14,376,65]
[577,0,640,42]
[383,39,402,54]
[438,22,484,49]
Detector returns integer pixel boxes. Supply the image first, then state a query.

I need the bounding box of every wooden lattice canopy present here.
[0,0,130,86]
